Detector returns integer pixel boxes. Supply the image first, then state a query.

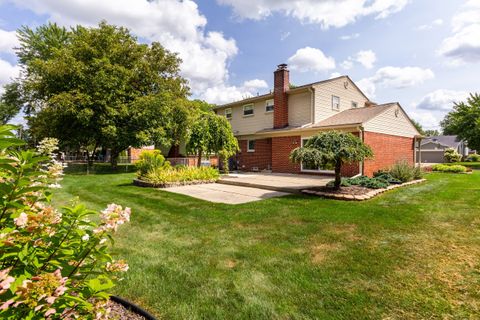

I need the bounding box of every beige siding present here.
[288,91,312,127]
[313,77,368,123]
[216,99,273,136]
[364,106,419,138]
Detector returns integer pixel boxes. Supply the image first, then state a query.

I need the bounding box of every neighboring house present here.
[417,135,469,163]
[214,64,422,176]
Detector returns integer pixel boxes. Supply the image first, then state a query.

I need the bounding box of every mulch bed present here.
[308,185,372,195]
[107,300,146,320]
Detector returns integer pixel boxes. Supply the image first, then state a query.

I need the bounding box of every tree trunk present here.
[334,160,342,190]
[197,150,202,168]
[110,150,119,170]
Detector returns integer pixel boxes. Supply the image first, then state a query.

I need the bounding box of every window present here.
[265,99,274,112]
[247,140,255,152]
[300,138,334,172]
[243,104,254,116]
[332,96,340,110]
[351,101,358,108]
[225,108,232,120]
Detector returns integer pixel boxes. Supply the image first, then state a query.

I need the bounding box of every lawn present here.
[53,172,480,319]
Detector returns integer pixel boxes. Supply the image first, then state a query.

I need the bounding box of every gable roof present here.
[421,135,462,148]
[311,103,395,128]
[214,75,370,109]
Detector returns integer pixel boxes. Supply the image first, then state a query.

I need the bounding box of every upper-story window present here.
[351,101,358,109]
[332,96,340,111]
[225,108,232,120]
[265,99,274,113]
[243,104,254,116]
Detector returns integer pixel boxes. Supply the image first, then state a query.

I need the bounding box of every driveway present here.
[219,172,331,194]
[165,183,289,204]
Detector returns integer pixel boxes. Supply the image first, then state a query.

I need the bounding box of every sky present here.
[0,0,479,130]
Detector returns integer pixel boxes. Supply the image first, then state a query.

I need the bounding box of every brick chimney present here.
[274,63,289,129]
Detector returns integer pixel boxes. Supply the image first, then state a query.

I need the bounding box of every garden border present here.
[302,179,426,201]
[133,178,218,188]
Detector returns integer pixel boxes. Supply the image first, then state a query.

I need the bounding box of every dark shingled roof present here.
[421,135,462,148]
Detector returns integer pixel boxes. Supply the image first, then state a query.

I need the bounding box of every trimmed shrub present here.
[466,154,480,162]
[144,166,220,184]
[444,148,462,163]
[373,170,402,184]
[431,164,467,173]
[327,176,388,189]
[136,150,168,178]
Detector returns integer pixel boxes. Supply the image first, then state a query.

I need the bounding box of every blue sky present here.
[0,0,479,130]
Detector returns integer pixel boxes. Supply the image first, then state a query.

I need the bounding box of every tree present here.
[290,131,373,190]
[441,93,480,151]
[0,83,23,124]
[411,119,425,135]
[424,129,440,137]
[187,112,239,170]
[14,22,189,167]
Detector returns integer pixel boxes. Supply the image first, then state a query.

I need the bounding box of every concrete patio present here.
[219,172,332,194]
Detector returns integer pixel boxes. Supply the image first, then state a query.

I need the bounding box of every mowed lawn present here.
[53,172,480,319]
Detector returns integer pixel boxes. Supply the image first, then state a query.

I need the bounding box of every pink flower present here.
[14,212,28,227]
[94,204,131,233]
[0,268,14,295]
[45,308,56,317]
[0,299,14,311]
[106,260,129,273]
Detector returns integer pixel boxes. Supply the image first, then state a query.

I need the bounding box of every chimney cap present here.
[277,63,288,70]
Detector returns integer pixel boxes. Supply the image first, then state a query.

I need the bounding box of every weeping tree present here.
[290,131,373,190]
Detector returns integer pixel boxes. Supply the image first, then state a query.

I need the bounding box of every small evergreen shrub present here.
[466,154,480,162]
[389,160,415,183]
[431,164,467,173]
[327,176,388,189]
[136,150,168,178]
[444,148,462,163]
[373,171,402,184]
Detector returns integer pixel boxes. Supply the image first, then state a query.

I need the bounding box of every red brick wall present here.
[340,162,360,177]
[273,66,289,129]
[363,131,415,176]
[237,138,272,171]
[272,136,301,173]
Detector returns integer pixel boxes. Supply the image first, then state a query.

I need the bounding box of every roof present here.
[311,103,396,128]
[214,75,370,109]
[421,135,462,148]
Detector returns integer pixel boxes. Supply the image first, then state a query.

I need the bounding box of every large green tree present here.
[0,83,23,125]
[15,22,189,167]
[441,93,480,151]
[187,112,239,170]
[290,131,373,190]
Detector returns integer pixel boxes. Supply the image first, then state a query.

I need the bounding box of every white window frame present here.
[225,108,232,120]
[243,104,254,117]
[351,101,358,109]
[247,140,255,152]
[300,137,334,174]
[265,99,274,113]
[332,95,340,111]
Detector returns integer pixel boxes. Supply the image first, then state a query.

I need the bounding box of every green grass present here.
[53,172,480,319]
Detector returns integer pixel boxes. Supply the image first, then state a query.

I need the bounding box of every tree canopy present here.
[0,83,23,125]
[441,93,480,151]
[13,21,190,166]
[290,131,373,189]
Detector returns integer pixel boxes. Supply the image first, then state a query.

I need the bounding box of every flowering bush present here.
[0,125,130,319]
[143,166,220,185]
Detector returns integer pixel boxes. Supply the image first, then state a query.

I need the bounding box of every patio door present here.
[300,138,335,173]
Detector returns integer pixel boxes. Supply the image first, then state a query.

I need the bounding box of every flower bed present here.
[133,177,218,188]
[303,179,426,201]
[431,164,471,174]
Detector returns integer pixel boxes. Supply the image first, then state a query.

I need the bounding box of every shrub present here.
[0,125,130,319]
[444,148,462,163]
[466,154,480,162]
[413,166,424,180]
[373,171,402,184]
[389,161,416,183]
[431,164,467,173]
[144,166,220,184]
[327,176,388,189]
[136,150,167,178]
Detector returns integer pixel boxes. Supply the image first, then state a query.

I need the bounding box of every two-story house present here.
[215,64,422,176]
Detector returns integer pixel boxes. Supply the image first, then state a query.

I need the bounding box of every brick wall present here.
[237,138,272,171]
[273,65,289,129]
[363,131,415,176]
[271,136,301,173]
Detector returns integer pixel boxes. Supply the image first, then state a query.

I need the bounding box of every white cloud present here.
[280,31,291,41]
[201,79,269,105]
[6,0,239,94]
[438,1,480,65]
[0,29,19,55]
[287,47,335,73]
[356,50,376,69]
[0,58,20,95]
[357,66,435,99]
[329,72,342,79]
[217,0,409,29]
[417,18,443,31]
[416,89,468,111]
[340,33,360,40]
[340,59,353,70]
[410,89,469,130]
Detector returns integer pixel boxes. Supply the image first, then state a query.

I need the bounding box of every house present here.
[214,64,422,176]
[417,135,469,163]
